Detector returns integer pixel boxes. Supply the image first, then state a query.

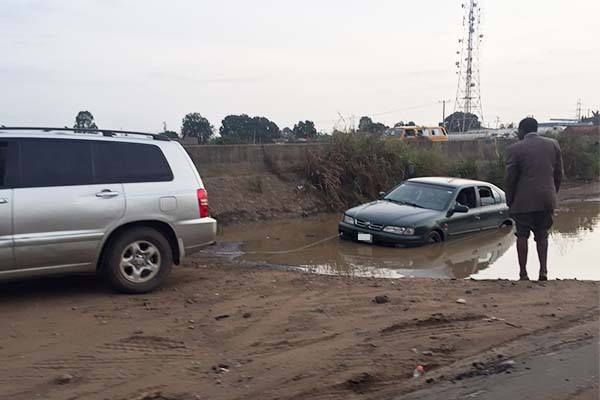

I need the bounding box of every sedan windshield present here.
[384,183,455,211]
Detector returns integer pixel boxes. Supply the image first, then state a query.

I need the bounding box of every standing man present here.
[504,117,563,281]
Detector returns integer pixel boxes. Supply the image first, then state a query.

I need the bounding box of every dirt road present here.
[1,259,598,400]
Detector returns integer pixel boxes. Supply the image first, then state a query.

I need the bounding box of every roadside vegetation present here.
[546,132,600,181]
[304,131,598,210]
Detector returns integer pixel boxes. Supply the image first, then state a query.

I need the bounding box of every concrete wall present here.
[184,139,516,177]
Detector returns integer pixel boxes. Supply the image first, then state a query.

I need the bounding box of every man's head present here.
[517,117,538,140]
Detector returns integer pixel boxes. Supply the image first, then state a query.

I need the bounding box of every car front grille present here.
[355,219,384,231]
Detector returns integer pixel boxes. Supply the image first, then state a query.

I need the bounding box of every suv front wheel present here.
[102,227,173,294]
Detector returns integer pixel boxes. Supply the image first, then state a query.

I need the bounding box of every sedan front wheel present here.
[425,231,442,245]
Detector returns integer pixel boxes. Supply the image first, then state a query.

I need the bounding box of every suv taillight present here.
[197,189,209,218]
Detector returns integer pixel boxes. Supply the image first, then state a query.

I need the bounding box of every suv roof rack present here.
[0,126,171,141]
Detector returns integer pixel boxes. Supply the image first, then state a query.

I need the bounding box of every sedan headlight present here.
[383,226,415,235]
[343,214,355,224]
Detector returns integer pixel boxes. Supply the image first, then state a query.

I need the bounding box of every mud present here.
[212,201,600,280]
[0,183,598,400]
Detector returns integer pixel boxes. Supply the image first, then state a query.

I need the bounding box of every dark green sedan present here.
[338,177,512,246]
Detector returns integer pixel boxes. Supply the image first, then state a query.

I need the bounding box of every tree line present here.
[72,109,505,144]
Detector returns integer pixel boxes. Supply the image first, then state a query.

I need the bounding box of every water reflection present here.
[213,201,599,280]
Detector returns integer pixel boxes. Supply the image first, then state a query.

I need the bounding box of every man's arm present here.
[504,146,519,207]
[553,140,563,193]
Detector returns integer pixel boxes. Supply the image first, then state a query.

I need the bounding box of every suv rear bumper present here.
[174,217,217,257]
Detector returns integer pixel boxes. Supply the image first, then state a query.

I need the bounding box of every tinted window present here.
[0,142,7,188]
[20,139,93,188]
[456,187,477,208]
[93,142,173,184]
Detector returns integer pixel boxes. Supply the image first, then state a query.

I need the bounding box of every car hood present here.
[345,200,444,227]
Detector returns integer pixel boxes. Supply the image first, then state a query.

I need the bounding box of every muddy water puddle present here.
[209,201,600,280]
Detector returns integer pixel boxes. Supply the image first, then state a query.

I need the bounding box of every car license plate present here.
[358,233,372,243]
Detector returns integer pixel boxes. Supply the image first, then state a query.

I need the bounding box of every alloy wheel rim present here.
[119,240,161,283]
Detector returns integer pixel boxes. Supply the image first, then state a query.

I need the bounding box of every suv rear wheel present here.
[102,227,173,294]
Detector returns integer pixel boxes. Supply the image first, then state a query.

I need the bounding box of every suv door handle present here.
[474,215,481,220]
[95,190,120,198]
[0,198,7,204]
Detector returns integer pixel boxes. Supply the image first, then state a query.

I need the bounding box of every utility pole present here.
[576,99,582,121]
[439,99,451,128]
[494,116,500,129]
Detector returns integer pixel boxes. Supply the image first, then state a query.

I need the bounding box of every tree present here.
[74,111,98,130]
[358,116,374,132]
[444,112,481,132]
[162,130,179,139]
[357,116,389,135]
[181,113,214,144]
[292,120,317,140]
[394,121,405,127]
[219,114,281,144]
[592,110,600,126]
[406,121,416,126]
[281,127,294,139]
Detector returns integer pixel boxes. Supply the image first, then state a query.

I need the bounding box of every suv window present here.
[0,142,7,188]
[93,141,173,184]
[20,139,93,188]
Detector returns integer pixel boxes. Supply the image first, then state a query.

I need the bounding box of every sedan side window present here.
[456,187,477,208]
[492,188,504,204]
[478,186,495,206]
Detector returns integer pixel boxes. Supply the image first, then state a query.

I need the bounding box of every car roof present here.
[0,127,172,145]
[407,177,495,188]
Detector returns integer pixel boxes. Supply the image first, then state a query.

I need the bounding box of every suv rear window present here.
[20,139,93,188]
[93,141,173,184]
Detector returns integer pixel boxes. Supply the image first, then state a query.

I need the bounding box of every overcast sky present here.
[1,0,598,132]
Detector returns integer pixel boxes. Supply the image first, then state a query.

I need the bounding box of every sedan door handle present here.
[95,190,120,198]
[474,215,481,220]
[0,198,7,204]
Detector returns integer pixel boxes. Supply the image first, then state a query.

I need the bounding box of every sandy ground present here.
[0,181,598,400]
[1,264,598,400]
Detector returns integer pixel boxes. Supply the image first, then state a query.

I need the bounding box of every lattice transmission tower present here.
[452,0,484,132]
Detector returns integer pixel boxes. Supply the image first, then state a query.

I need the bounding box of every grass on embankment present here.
[303,132,599,210]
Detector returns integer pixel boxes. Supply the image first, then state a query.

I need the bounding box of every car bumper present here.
[338,221,424,246]
[174,217,217,257]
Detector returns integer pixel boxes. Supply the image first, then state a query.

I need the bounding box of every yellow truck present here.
[384,126,449,142]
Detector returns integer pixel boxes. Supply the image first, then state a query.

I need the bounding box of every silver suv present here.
[0,127,216,293]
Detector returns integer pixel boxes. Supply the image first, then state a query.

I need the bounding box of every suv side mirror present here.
[378,191,386,199]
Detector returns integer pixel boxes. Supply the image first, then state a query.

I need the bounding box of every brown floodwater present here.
[210,201,600,280]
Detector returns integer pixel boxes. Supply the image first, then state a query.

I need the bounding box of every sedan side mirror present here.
[447,202,469,217]
[378,191,386,199]
[454,203,469,213]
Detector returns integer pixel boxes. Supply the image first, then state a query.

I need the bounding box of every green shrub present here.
[558,134,599,180]
[304,133,412,209]
[449,158,478,179]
